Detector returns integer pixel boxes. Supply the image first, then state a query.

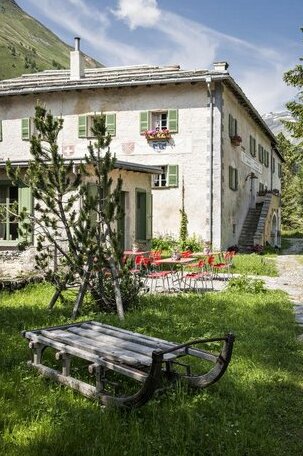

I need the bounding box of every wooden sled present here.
[22,321,235,408]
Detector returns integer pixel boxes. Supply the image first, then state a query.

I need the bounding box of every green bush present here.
[226,275,266,293]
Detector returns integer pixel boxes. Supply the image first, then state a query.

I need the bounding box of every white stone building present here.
[0,39,283,252]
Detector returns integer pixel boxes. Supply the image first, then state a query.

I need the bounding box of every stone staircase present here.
[238,203,263,251]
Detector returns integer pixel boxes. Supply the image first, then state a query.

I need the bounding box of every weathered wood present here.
[28,362,99,399]
[41,329,153,366]
[66,326,177,361]
[81,321,217,362]
[23,321,235,408]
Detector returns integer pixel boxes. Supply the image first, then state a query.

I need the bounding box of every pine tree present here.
[277,133,303,229]
[6,105,140,319]
[282,30,303,229]
[283,29,303,144]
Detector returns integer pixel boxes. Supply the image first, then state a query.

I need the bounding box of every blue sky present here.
[17,0,303,114]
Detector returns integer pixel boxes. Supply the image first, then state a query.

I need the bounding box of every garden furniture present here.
[22,321,235,408]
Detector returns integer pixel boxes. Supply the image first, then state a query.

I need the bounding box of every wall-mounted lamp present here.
[245,172,258,182]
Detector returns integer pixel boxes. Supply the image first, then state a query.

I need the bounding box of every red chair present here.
[184,259,213,291]
[210,252,234,280]
[145,250,173,292]
[181,250,192,258]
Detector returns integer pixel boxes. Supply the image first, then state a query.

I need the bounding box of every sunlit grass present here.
[231,253,278,276]
[0,283,303,456]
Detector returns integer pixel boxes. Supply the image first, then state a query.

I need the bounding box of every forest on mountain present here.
[0,0,101,80]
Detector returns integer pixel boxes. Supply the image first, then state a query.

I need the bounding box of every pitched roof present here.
[0,63,280,153]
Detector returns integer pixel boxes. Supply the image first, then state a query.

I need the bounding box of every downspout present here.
[270,145,274,190]
[206,77,214,247]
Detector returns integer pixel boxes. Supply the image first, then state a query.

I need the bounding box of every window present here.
[152,165,179,188]
[0,183,32,244]
[21,118,36,140]
[228,114,238,138]
[78,113,116,138]
[258,144,264,164]
[249,135,256,157]
[264,150,269,168]
[278,163,282,178]
[229,166,238,191]
[259,183,267,193]
[140,110,178,134]
[0,120,2,142]
[272,157,276,174]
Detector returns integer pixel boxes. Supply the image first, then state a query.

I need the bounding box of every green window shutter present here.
[258,145,262,163]
[272,157,276,173]
[168,165,179,187]
[105,113,116,136]
[168,109,178,133]
[234,119,237,136]
[250,136,256,156]
[146,191,152,240]
[21,118,30,140]
[139,111,149,133]
[18,185,33,243]
[135,189,147,241]
[228,114,233,137]
[0,120,2,141]
[78,115,87,138]
[235,169,238,190]
[229,166,232,189]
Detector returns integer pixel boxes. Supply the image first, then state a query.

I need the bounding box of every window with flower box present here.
[152,165,179,188]
[228,114,241,146]
[229,166,238,191]
[78,113,116,138]
[140,110,178,139]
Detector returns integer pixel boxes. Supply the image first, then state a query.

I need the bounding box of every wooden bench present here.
[22,321,235,408]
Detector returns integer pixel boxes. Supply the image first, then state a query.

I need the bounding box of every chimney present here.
[213,61,229,73]
[70,37,84,80]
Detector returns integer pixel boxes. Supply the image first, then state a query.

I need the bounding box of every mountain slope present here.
[262,111,299,144]
[0,0,102,80]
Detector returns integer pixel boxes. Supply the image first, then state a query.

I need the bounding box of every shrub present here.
[226,275,266,293]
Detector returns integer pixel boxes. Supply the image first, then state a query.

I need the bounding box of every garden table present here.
[153,257,197,290]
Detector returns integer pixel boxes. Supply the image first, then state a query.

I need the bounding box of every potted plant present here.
[230,135,242,146]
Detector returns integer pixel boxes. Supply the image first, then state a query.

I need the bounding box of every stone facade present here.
[0,55,283,251]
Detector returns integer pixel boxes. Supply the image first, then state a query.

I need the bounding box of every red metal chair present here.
[183,259,213,292]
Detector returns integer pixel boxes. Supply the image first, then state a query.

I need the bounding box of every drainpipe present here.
[270,145,274,190]
[206,76,214,247]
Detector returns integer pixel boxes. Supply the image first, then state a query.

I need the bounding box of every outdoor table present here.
[153,257,197,289]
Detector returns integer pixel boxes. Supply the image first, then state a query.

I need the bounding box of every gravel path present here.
[256,239,303,333]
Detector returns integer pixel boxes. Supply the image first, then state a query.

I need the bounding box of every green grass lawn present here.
[231,253,278,276]
[1,283,303,456]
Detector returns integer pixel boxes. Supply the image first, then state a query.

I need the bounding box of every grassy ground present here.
[231,253,278,276]
[1,283,303,456]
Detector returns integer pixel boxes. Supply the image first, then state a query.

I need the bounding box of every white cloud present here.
[112,0,160,30]
[22,0,298,111]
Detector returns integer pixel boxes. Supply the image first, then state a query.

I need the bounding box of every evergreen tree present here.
[6,105,140,319]
[277,133,303,229]
[281,29,303,230]
[283,30,303,144]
